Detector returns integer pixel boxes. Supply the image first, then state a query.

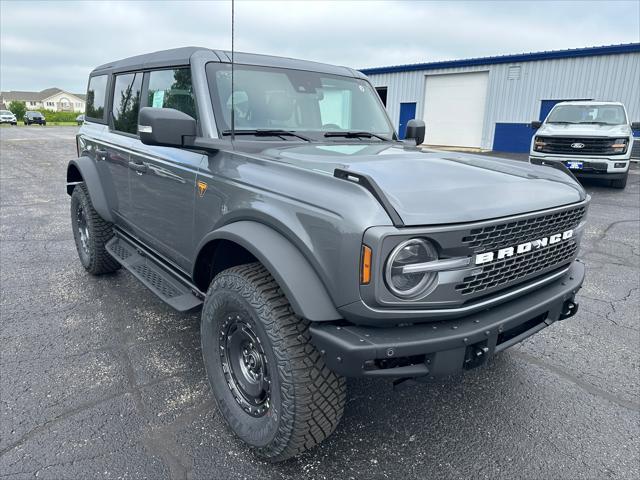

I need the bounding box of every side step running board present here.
[106,236,203,312]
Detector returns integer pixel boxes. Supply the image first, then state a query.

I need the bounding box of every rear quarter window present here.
[86,75,108,122]
[112,72,143,135]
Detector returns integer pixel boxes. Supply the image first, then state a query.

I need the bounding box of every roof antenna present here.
[231,0,235,142]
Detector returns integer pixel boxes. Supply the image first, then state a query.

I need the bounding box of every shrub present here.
[8,101,26,119]
[39,110,82,122]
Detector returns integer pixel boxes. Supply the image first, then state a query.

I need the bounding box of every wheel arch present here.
[66,157,114,223]
[193,221,341,322]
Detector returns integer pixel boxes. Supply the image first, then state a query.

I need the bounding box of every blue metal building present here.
[361,44,640,153]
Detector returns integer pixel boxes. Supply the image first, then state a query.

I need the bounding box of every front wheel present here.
[611,173,628,189]
[201,263,346,461]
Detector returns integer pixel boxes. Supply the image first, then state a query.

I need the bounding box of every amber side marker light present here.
[361,245,372,284]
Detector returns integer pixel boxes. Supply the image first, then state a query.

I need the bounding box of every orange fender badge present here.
[197,180,208,197]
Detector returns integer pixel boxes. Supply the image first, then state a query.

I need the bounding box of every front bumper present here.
[529,154,631,175]
[310,260,584,379]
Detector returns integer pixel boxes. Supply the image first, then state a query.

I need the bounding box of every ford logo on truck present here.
[571,142,585,149]
[475,229,574,265]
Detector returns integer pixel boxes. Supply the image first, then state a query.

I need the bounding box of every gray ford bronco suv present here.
[68,47,588,461]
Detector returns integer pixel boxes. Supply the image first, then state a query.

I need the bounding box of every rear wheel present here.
[201,263,346,461]
[611,173,628,189]
[70,183,120,275]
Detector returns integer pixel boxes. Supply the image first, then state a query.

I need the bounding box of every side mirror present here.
[530,121,542,129]
[138,107,196,147]
[631,122,640,130]
[405,119,425,145]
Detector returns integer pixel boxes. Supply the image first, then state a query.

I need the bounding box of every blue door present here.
[398,102,417,139]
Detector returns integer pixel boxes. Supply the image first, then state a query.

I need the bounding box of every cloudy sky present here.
[1,0,638,93]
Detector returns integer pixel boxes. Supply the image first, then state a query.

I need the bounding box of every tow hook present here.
[559,299,579,320]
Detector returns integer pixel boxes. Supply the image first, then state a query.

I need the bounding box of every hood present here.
[260,143,586,226]
[537,123,632,137]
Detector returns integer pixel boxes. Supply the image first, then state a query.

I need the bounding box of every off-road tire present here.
[201,262,346,461]
[611,173,628,189]
[70,183,120,275]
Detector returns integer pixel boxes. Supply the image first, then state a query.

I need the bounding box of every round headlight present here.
[385,238,438,298]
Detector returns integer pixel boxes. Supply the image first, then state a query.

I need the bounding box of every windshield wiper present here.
[546,121,578,124]
[221,129,312,142]
[324,131,390,141]
[575,121,617,125]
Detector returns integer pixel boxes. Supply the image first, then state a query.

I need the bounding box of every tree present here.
[8,101,26,119]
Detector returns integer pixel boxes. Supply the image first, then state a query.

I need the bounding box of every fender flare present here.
[196,221,341,321]
[67,157,114,223]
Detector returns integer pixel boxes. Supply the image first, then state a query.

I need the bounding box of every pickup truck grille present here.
[535,136,624,156]
[456,205,586,296]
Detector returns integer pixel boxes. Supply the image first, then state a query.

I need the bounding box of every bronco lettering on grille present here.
[474,229,574,265]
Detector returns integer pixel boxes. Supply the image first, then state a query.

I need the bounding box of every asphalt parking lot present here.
[1,126,639,479]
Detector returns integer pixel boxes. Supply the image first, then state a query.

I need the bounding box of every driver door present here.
[127,68,204,272]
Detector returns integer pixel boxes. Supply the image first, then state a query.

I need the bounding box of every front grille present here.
[536,136,625,156]
[455,240,577,295]
[455,205,586,297]
[462,206,586,253]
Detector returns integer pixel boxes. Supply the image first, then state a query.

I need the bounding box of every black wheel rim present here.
[219,313,270,417]
[76,203,90,256]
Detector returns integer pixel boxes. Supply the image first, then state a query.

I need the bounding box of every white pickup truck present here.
[530,101,638,189]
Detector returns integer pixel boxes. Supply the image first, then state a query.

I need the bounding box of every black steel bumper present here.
[310,261,585,379]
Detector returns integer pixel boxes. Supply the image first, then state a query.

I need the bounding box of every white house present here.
[0,88,86,112]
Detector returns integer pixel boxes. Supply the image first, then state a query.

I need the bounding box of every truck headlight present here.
[611,138,628,153]
[534,137,546,151]
[385,238,438,298]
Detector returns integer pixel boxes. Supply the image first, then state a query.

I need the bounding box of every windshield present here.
[206,63,394,140]
[0,110,12,115]
[546,104,627,125]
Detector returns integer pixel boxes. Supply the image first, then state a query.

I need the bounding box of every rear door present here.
[105,71,144,226]
[128,67,204,272]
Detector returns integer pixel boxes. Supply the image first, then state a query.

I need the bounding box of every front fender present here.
[196,221,341,321]
[67,157,114,223]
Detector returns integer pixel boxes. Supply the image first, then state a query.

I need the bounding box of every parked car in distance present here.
[68,47,588,461]
[530,101,638,189]
[0,110,17,125]
[76,114,85,125]
[24,111,46,125]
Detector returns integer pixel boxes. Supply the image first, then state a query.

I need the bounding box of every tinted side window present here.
[86,75,108,121]
[148,68,197,119]
[112,72,143,134]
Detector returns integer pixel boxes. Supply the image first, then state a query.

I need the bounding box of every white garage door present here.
[423,71,489,148]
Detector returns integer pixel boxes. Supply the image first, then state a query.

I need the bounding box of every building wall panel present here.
[365,53,640,151]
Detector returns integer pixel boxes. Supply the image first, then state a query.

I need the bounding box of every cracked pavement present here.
[1,126,639,479]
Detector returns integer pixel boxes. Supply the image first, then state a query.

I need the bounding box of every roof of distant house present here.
[0,88,86,102]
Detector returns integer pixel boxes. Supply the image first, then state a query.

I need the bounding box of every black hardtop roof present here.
[91,47,365,79]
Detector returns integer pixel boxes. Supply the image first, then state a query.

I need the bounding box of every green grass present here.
[0,122,78,127]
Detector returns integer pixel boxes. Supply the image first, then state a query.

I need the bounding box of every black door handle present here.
[128,161,148,174]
